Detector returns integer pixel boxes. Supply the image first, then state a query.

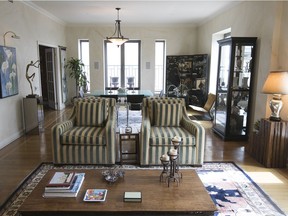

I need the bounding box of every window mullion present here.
[121,45,125,88]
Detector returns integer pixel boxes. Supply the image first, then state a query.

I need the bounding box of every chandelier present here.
[106,8,129,47]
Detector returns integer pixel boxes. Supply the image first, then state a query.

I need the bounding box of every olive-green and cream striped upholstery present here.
[140,97,205,165]
[52,97,117,165]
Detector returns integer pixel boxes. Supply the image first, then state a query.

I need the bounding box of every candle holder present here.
[160,157,169,182]
[166,152,181,187]
[171,138,182,177]
[159,137,183,187]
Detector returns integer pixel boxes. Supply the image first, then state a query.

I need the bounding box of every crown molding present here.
[21,0,66,26]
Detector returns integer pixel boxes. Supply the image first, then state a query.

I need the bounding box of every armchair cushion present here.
[61,127,106,146]
[154,102,182,127]
[149,126,195,146]
[76,101,107,127]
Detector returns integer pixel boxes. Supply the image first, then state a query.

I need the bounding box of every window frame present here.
[104,40,141,90]
[79,39,90,91]
[155,40,166,93]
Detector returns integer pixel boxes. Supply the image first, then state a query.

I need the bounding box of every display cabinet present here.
[213,37,257,140]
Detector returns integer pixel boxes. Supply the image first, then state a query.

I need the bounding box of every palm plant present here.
[65,57,87,97]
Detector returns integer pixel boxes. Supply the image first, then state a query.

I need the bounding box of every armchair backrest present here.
[72,97,116,127]
[142,97,185,126]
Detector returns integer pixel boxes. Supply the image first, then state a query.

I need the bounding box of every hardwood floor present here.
[0,107,287,214]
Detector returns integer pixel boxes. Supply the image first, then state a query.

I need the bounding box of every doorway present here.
[39,45,57,110]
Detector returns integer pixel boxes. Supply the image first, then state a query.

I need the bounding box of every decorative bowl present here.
[102,166,125,183]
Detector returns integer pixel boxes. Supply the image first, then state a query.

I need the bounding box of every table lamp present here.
[262,71,288,121]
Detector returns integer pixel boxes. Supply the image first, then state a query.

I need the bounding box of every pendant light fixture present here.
[106,8,129,47]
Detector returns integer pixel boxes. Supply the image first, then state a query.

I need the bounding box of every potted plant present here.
[65,57,88,97]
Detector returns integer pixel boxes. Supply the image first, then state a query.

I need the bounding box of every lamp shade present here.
[107,37,128,46]
[262,71,288,95]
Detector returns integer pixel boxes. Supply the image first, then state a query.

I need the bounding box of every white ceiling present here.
[24,0,242,26]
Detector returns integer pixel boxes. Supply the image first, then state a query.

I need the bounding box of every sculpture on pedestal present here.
[25,60,40,97]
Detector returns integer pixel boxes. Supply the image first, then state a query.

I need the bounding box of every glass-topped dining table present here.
[88,89,154,97]
[87,89,153,127]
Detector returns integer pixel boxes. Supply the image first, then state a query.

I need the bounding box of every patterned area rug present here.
[117,109,142,130]
[0,162,285,216]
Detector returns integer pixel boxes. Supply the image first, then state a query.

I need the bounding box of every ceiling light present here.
[106,8,129,47]
[3,31,20,46]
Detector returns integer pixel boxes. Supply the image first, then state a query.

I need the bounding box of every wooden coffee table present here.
[18,169,216,215]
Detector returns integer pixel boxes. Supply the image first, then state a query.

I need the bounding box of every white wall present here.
[1,1,287,149]
[65,25,197,100]
[277,2,288,120]
[0,1,66,149]
[196,1,287,127]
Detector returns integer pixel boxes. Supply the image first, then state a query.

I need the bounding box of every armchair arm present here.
[140,107,151,165]
[104,106,117,164]
[51,120,74,163]
[181,108,205,164]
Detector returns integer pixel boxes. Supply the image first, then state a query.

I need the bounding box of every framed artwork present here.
[0,46,18,98]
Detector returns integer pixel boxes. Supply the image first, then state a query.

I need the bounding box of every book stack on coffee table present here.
[43,171,85,198]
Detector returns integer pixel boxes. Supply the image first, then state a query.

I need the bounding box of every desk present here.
[88,89,153,97]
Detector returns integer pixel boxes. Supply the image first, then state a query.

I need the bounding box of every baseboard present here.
[0,130,24,150]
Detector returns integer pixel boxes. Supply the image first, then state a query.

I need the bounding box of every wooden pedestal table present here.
[247,118,288,168]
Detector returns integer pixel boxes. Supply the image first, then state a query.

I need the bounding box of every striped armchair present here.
[51,97,117,164]
[140,97,205,166]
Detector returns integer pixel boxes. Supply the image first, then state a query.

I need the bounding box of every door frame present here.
[37,41,65,110]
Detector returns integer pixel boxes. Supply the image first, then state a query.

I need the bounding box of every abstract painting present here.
[0,46,18,98]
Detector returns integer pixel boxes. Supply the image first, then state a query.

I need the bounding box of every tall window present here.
[155,40,166,93]
[79,39,90,91]
[210,28,231,93]
[105,40,141,90]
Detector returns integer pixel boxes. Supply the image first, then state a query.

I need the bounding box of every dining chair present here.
[110,77,119,88]
[126,94,144,127]
[127,77,135,89]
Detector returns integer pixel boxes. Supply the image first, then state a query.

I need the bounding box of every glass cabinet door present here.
[229,44,254,136]
[214,44,231,134]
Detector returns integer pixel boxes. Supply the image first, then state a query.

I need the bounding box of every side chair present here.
[126,94,144,128]
[189,93,216,120]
